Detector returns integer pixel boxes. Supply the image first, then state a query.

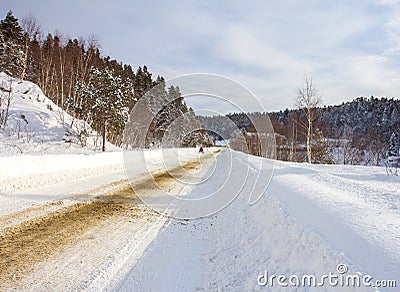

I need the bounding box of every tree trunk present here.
[102,120,107,152]
[20,35,29,80]
[307,117,312,163]
[289,120,297,162]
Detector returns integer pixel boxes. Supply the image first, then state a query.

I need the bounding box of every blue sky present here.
[1,0,399,111]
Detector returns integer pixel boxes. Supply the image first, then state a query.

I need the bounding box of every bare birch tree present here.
[21,13,41,80]
[296,76,321,163]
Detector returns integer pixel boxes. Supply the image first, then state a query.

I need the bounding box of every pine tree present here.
[150,85,186,146]
[382,106,388,126]
[388,132,399,157]
[390,107,400,127]
[0,30,4,64]
[134,65,153,101]
[140,82,211,148]
[0,11,25,77]
[312,128,334,164]
[180,108,213,147]
[77,67,133,151]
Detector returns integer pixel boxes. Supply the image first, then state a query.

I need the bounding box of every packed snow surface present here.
[1,148,398,290]
[115,150,400,291]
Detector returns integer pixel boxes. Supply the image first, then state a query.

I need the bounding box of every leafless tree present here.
[0,81,12,128]
[22,13,41,39]
[21,13,41,80]
[296,76,321,163]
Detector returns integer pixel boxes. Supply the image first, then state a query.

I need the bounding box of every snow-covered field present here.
[1,148,399,291]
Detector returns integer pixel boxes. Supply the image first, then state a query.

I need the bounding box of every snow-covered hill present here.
[0,72,119,155]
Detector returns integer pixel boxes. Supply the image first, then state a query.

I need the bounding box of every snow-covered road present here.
[1,149,399,290]
[115,150,400,291]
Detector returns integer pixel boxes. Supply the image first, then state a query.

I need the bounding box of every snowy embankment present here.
[0,148,205,217]
[271,161,400,280]
[0,152,123,196]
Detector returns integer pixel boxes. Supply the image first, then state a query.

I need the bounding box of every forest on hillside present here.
[0,11,210,150]
[200,97,400,166]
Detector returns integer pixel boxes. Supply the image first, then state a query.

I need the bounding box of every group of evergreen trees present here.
[0,11,207,150]
[0,11,26,79]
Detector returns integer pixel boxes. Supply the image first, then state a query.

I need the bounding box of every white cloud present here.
[384,10,400,55]
[1,0,399,111]
[373,0,399,5]
[319,54,399,104]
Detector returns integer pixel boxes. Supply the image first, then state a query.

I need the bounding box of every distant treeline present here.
[200,97,400,165]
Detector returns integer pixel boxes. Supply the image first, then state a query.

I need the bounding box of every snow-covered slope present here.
[0,72,118,155]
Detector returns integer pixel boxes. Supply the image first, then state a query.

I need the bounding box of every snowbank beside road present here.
[0,147,209,226]
[271,160,400,282]
[0,152,124,195]
[0,148,207,195]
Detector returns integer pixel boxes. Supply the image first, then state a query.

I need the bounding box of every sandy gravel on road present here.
[0,153,211,289]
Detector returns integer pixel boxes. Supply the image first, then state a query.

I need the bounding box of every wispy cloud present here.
[1,0,399,111]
